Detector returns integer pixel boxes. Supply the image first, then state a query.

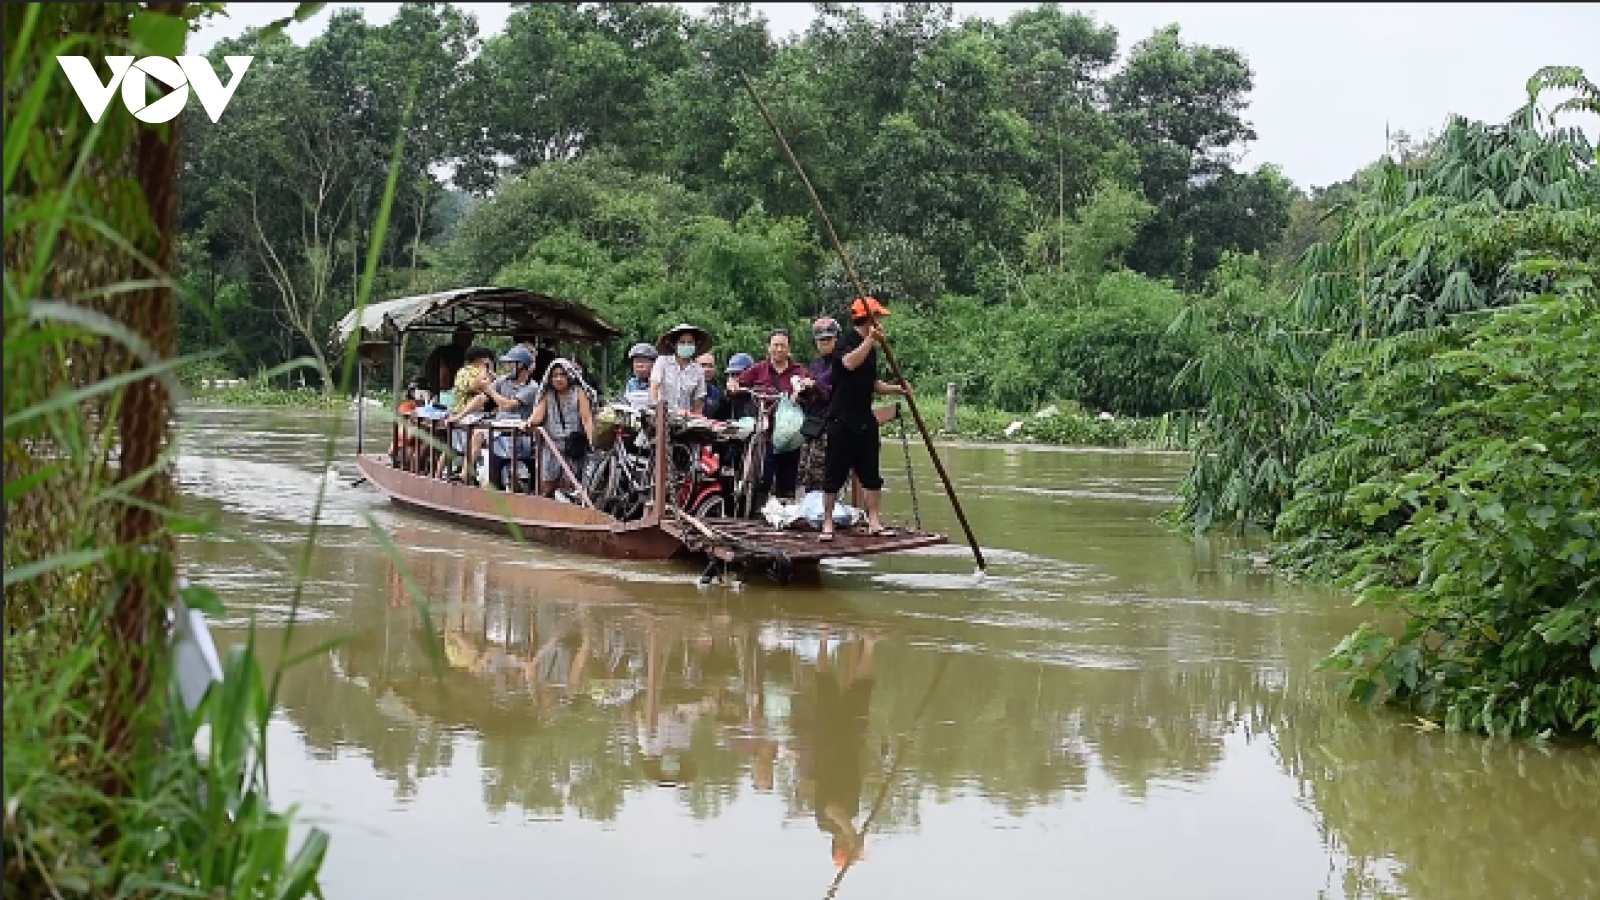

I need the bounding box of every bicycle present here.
[584,405,726,520]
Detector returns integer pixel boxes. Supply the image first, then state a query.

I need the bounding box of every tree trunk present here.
[102,0,185,798]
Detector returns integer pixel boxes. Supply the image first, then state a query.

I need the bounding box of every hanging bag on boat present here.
[553,391,590,463]
[772,394,805,453]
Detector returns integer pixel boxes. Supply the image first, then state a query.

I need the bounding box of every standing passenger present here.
[739,328,806,506]
[797,317,839,495]
[698,353,723,417]
[418,324,474,397]
[624,343,658,410]
[650,323,711,415]
[820,298,910,541]
[526,359,595,498]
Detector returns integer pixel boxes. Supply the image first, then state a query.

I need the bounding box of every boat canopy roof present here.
[333,286,623,346]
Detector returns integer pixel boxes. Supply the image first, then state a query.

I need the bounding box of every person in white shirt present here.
[649,322,711,415]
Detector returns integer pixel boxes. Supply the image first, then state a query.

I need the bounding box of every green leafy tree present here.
[1110,25,1290,283]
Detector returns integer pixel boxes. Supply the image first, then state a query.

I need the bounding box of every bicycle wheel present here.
[619,451,650,521]
[693,490,726,520]
[585,452,621,517]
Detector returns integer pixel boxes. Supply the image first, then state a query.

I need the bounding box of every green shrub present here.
[1303,283,1600,738]
[177,358,237,389]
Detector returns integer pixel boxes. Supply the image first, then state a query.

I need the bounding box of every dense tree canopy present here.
[177,1,1295,412]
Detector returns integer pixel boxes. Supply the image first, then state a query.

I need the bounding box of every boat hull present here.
[354,455,949,569]
[355,455,684,560]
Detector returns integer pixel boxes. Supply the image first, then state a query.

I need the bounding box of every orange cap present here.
[850,296,889,319]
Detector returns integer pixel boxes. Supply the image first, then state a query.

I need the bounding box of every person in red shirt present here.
[738,328,811,507]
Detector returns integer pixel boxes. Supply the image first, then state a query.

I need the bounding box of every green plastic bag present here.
[772,395,805,453]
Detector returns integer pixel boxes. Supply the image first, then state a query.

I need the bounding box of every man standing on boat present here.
[798,318,839,495]
[650,323,711,415]
[739,328,807,508]
[820,297,910,542]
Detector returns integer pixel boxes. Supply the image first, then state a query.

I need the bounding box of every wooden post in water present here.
[944,383,958,433]
[355,361,365,456]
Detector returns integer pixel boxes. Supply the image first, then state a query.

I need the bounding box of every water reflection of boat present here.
[336,287,945,582]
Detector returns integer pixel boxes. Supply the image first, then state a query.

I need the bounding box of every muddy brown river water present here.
[176,406,1598,900]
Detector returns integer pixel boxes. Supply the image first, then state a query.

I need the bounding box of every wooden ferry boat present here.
[336,287,945,582]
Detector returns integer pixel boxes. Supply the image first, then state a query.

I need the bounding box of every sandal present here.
[818,530,835,543]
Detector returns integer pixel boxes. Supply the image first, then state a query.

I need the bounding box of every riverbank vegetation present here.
[1174,69,1600,739]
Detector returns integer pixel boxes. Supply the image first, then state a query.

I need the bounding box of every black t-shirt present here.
[533,347,557,383]
[828,328,878,425]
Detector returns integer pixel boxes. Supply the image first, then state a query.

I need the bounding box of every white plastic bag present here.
[796,490,864,528]
[761,496,801,529]
[772,395,805,453]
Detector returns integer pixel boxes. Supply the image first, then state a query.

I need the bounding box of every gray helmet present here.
[628,342,659,362]
[499,345,535,367]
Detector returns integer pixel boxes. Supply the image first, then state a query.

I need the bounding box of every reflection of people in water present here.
[805,630,878,868]
[724,624,782,792]
[635,621,710,786]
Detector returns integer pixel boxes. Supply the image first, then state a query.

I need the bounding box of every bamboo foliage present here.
[1174,66,1600,738]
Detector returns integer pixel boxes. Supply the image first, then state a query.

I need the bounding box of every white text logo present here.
[56,56,253,123]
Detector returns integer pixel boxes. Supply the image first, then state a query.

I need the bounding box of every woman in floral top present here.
[449,347,496,417]
[440,347,496,478]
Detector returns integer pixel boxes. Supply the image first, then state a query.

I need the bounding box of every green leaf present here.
[130,10,189,57]
[2,549,109,589]
[4,353,195,433]
[1,462,62,505]
[180,583,226,617]
[274,826,330,900]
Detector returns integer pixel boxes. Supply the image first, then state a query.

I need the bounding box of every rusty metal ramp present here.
[670,514,946,565]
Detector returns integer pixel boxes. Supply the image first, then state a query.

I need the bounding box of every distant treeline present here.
[178,2,1342,414]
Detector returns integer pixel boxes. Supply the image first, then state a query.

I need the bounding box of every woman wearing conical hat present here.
[649,322,712,415]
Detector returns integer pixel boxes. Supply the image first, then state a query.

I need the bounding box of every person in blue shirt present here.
[623,342,657,410]
[708,353,759,515]
[698,352,723,417]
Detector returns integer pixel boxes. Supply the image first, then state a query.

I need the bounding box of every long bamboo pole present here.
[740,73,987,573]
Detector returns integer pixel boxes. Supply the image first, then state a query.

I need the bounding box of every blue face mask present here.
[676,343,696,359]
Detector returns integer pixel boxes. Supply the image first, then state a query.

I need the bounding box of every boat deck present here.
[665,515,946,565]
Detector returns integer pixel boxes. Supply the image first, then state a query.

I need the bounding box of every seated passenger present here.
[412,327,471,425]
[474,346,542,490]
[443,346,496,480]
